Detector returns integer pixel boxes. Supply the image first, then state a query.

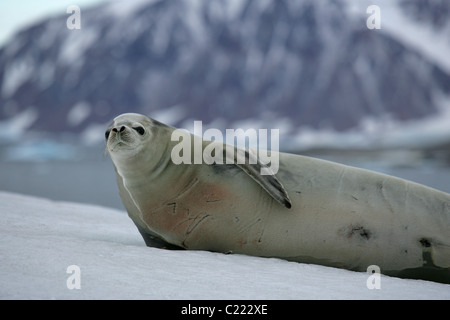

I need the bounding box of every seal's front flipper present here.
[231,146,292,209]
[201,139,292,209]
[136,225,185,250]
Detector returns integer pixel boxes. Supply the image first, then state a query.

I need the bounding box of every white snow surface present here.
[1,191,449,300]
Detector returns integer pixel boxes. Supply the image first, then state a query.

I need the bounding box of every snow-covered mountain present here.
[1,0,450,150]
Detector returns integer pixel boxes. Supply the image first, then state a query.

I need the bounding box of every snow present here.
[291,95,450,151]
[36,60,56,91]
[223,0,246,20]
[152,105,187,126]
[67,101,92,127]
[344,0,450,74]
[80,122,111,146]
[1,57,34,98]
[0,108,38,141]
[107,0,157,19]
[1,191,449,300]
[58,27,100,65]
[0,0,107,48]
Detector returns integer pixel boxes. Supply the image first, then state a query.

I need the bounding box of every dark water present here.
[0,156,124,210]
[0,146,449,211]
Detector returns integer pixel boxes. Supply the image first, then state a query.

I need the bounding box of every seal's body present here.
[106,113,450,283]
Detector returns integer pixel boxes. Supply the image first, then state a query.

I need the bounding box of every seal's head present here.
[105,113,153,159]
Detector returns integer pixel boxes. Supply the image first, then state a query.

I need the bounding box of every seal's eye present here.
[133,126,145,135]
[105,129,111,140]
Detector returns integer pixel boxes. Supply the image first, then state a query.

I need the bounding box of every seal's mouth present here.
[108,136,134,151]
[109,139,127,150]
[106,129,136,152]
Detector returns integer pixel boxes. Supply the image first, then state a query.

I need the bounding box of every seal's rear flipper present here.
[432,242,450,269]
[389,239,450,284]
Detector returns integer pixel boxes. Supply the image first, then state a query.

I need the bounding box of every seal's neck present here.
[113,141,171,187]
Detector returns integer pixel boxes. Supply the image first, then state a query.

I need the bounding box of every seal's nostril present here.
[120,126,126,132]
[112,128,118,133]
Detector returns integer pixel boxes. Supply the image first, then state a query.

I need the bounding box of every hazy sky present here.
[0,0,111,46]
